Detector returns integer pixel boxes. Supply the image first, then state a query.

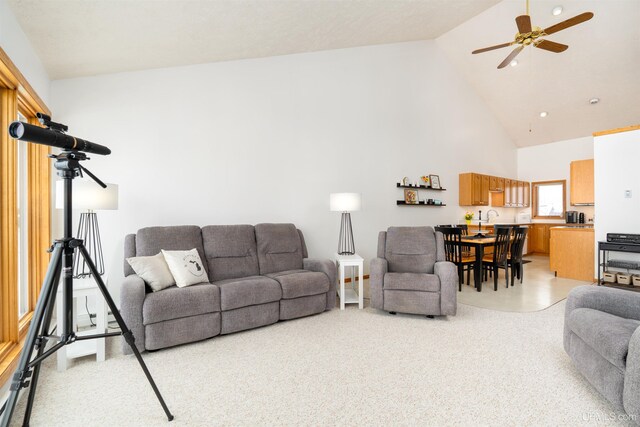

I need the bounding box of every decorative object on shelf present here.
[330,192,362,255]
[401,177,409,186]
[420,175,431,186]
[404,189,418,204]
[434,200,442,206]
[55,180,119,278]
[464,211,474,226]
[429,175,441,189]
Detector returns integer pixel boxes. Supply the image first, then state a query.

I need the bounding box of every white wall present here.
[50,40,517,303]
[594,129,640,246]
[0,0,50,104]
[517,136,594,223]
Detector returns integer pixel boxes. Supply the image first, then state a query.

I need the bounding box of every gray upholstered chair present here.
[565,286,640,422]
[370,226,457,317]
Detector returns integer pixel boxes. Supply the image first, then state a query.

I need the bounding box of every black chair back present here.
[510,227,528,261]
[435,226,463,263]
[492,227,511,264]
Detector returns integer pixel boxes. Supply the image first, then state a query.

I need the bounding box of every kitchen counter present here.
[549,227,595,281]
[549,226,595,231]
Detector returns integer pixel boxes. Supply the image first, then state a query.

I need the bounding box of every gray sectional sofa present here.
[120,223,336,353]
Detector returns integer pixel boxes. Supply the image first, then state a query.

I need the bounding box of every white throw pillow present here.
[161,248,209,287]
[126,252,175,292]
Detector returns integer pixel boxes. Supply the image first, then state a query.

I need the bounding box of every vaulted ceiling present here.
[7,0,640,147]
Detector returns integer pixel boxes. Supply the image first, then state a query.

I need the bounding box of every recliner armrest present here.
[434,261,457,316]
[303,258,337,310]
[370,258,388,310]
[564,286,640,354]
[120,274,147,354]
[624,327,640,420]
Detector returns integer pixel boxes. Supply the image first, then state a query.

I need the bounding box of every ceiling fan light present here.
[510,59,518,67]
[552,6,563,16]
[539,111,548,118]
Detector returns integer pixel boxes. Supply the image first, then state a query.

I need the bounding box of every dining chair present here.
[481,227,511,291]
[507,226,528,286]
[434,226,476,291]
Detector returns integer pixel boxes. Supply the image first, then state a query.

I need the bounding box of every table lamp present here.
[56,180,119,278]
[330,193,362,255]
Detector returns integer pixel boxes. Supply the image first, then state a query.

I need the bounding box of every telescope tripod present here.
[0,151,173,426]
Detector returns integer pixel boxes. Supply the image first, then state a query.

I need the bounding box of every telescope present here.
[8,113,111,156]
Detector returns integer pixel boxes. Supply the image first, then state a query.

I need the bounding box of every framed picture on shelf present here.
[404,189,418,204]
[429,175,441,189]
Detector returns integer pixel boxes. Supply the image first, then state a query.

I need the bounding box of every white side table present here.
[56,276,108,371]
[334,254,364,310]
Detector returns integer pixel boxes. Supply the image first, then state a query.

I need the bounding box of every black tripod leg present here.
[22,259,63,426]
[0,244,63,427]
[77,245,174,421]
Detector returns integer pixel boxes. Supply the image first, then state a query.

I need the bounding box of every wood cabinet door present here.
[504,178,512,206]
[510,180,518,207]
[481,175,490,205]
[472,174,482,205]
[570,159,594,205]
[523,181,530,207]
[489,176,497,191]
[516,181,524,207]
[496,177,505,192]
[542,225,551,254]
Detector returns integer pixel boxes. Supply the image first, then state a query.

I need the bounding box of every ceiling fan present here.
[472,0,594,69]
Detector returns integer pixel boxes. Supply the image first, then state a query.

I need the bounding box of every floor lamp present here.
[330,193,362,255]
[56,180,119,278]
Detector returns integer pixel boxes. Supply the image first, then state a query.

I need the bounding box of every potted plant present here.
[464,212,474,226]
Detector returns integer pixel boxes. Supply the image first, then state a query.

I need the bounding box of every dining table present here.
[460,234,499,292]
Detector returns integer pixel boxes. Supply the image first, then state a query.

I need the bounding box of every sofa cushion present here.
[569,307,640,370]
[202,225,260,281]
[143,283,220,325]
[135,226,210,278]
[269,270,330,299]
[385,227,437,274]
[384,272,440,292]
[255,223,304,275]
[215,276,282,311]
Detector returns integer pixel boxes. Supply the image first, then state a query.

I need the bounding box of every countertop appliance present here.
[566,211,578,223]
[579,212,585,224]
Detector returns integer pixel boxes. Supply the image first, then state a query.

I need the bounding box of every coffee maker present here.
[578,212,585,224]
[566,211,578,223]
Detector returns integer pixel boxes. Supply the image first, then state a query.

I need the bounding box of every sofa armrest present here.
[303,258,337,310]
[434,261,457,316]
[370,258,388,310]
[624,326,640,420]
[120,274,147,354]
[564,286,640,353]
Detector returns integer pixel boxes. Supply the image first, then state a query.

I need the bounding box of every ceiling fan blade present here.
[498,45,524,69]
[535,39,568,53]
[516,15,532,33]
[472,42,513,54]
[544,12,594,36]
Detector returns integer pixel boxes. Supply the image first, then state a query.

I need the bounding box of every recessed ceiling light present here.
[589,97,600,105]
[510,59,518,67]
[539,111,548,118]
[552,6,563,16]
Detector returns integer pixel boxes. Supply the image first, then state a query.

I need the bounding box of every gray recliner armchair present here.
[565,286,640,422]
[370,226,457,317]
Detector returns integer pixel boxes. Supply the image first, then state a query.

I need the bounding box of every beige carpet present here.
[457,255,591,312]
[10,300,634,426]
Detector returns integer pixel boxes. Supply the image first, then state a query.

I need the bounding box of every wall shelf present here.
[397,183,446,191]
[397,201,447,206]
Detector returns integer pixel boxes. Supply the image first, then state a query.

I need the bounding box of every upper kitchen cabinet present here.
[459,173,489,206]
[570,159,594,205]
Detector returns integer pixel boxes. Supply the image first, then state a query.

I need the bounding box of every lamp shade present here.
[330,193,361,212]
[55,180,119,210]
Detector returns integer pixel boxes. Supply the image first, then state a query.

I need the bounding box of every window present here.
[532,180,566,219]
[0,47,51,387]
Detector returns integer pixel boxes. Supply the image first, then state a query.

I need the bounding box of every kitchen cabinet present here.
[459,173,489,206]
[529,224,551,254]
[570,159,594,205]
[523,181,530,207]
[489,176,505,192]
[516,181,524,207]
[550,227,594,281]
[504,178,512,206]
